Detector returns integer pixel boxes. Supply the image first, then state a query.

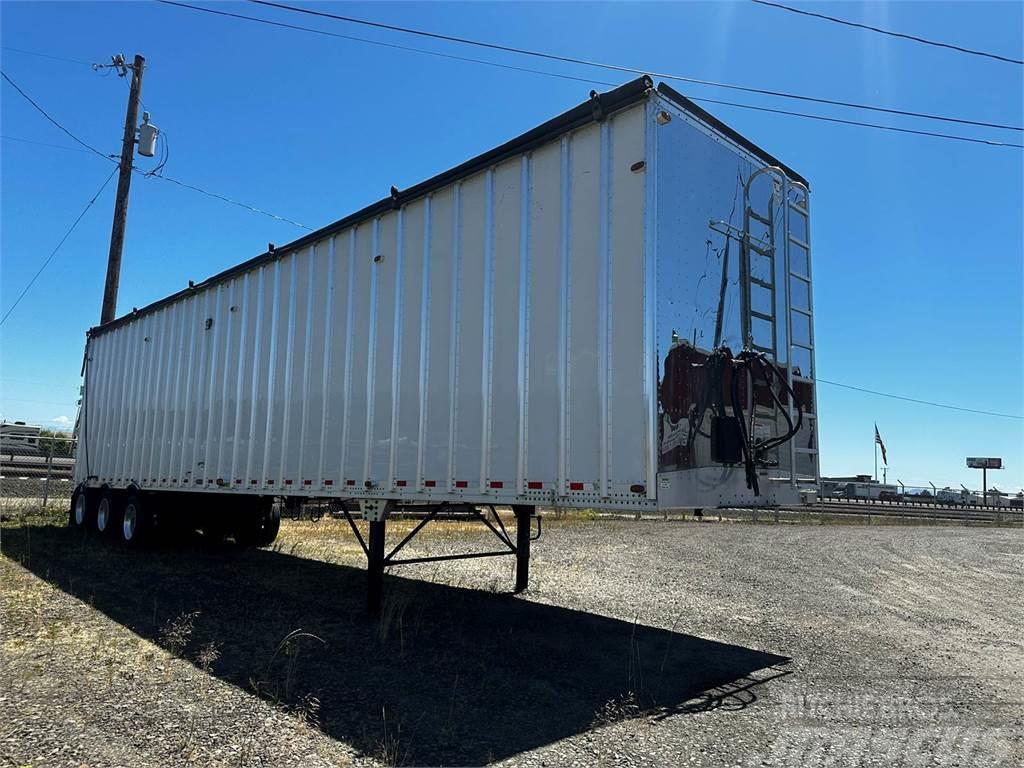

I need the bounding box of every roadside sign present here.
[966,457,1003,469]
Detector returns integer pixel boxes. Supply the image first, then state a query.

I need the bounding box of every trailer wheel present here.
[69,485,95,530]
[96,489,118,537]
[235,501,280,548]
[121,494,152,547]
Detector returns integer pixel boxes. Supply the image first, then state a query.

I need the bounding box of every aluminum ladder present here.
[739,167,819,487]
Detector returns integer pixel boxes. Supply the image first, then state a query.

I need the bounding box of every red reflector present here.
[161,478,167,483]
[569,482,584,491]
[267,479,275,485]
[630,484,646,494]
[424,480,437,487]
[455,480,468,488]
[303,479,312,485]
[250,480,258,485]
[346,479,356,486]
[324,479,334,486]
[527,481,543,490]
[396,480,407,487]
[235,479,242,484]
[284,479,293,485]
[490,481,504,489]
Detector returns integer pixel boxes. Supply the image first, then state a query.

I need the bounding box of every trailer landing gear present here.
[342,503,541,614]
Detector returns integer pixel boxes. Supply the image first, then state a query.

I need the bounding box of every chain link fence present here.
[821,479,1024,509]
[0,453,76,518]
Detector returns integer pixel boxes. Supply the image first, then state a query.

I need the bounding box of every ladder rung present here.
[790,271,810,284]
[792,341,815,351]
[749,210,771,225]
[795,447,818,455]
[751,277,774,289]
[751,310,775,322]
[791,306,812,318]
[751,343,775,354]
[789,236,809,249]
[750,242,774,257]
[792,375,814,384]
[789,200,808,215]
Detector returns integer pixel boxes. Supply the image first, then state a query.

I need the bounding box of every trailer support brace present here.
[359,503,537,613]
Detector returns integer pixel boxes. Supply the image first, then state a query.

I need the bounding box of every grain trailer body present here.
[71,77,818,603]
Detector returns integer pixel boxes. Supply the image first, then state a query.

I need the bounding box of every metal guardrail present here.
[819,492,1023,512]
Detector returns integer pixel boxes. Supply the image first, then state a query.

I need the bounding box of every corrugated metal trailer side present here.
[70,76,815,609]
[76,85,654,511]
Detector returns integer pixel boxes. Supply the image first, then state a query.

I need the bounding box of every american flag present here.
[874,424,888,465]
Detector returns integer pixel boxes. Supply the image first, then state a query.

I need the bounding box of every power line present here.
[154,1,1022,149]
[0,167,119,327]
[133,170,312,230]
[155,1,623,90]
[1,46,94,66]
[751,0,1024,66]
[2,134,94,153]
[815,378,1024,420]
[0,398,81,408]
[244,0,1022,133]
[1,71,115,160]
[692,94,1023,148]
[3,71,312,229]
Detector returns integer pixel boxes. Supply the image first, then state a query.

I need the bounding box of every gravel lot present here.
[1,511,1020,767]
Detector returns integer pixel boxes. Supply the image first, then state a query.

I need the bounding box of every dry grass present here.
[0,510,365,767]
[267,508,606,568]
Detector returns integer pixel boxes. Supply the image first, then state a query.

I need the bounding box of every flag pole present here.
[874,433,878,482]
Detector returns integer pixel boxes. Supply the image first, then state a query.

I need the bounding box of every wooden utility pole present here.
[100,53,145,325]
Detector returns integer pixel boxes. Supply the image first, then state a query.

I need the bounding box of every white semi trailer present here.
[71,77,818,609]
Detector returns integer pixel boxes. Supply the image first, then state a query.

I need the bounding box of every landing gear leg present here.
[513,505,533,593]
[367,519,386,615]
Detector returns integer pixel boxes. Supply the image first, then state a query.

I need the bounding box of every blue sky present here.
[1,1,1021,491]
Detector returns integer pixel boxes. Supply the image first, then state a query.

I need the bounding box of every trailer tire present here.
[95,489,119,537]
[235,501,280,548]
[121,494,152,547]
[69,485,95,530]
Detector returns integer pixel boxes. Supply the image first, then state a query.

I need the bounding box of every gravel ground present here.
[1,511,1020,767]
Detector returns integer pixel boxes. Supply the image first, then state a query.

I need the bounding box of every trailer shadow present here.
[3,524,790,765]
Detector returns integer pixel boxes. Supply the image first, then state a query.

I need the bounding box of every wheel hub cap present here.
[97,499,110,531]
[123,505,137,541]
[75,495,86,525]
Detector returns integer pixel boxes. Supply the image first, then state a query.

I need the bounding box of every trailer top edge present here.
[655,83,809,189]
[89,74,806,338]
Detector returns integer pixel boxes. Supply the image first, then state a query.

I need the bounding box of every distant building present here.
[0,421,42,456]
